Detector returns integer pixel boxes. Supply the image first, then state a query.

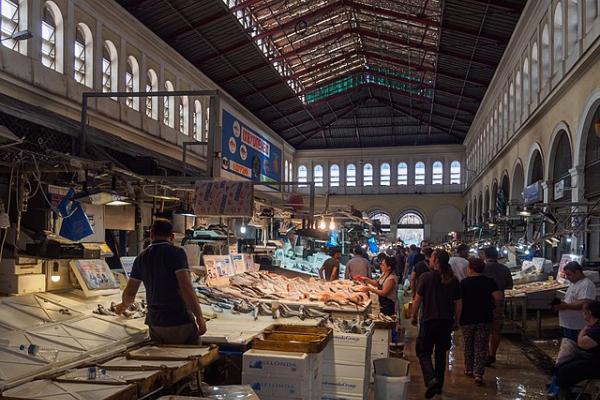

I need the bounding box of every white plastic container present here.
[373,358,411,400]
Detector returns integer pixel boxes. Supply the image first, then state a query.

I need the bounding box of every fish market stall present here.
[197,271,372,318]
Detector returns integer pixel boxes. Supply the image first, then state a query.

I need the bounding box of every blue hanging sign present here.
[221,110,282,184]
[524,181,543,205]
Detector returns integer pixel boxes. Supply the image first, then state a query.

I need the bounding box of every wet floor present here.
[399,327,550,399]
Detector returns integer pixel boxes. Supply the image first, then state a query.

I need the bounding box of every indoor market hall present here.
[1,0,600,399]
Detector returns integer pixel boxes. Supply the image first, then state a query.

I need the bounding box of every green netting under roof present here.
[365,66,433,98]
[304,67,432,104]
[305,74,364,104]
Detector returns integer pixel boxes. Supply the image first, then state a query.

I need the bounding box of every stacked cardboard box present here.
[370,328,391,382]
[242,349,322,400]
[0,257,45,295]
[321,329,373,400]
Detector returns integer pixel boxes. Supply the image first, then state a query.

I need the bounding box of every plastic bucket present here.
[373,358,411,400]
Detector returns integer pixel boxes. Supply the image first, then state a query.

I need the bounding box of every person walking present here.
[449,244,470,282]
[116,219,206,345]
[411,249,462,398]
[358,256,398,316]
[410,247,434,294]
[460,257,503,385]
[482,246,513,365]
[345,246,371,280]
[319,247,341,281]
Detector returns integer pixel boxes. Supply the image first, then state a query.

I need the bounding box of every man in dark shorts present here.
[116,219,206,345]
[482,246,513,365]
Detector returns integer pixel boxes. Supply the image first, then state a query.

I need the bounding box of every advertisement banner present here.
[524,181,543,205]
[221,109,282,183]
[193,180,254,217]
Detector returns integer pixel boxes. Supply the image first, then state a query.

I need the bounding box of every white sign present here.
[557,254,583,285]
[554,180,565,200]
[204,255,234,287]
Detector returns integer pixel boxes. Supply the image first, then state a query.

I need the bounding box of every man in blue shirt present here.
[116,219,206,345]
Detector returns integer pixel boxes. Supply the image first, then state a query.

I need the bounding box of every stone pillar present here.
[569,166,586,254]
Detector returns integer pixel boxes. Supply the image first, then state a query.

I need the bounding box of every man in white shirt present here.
[553,261,597,343]
[449,244,470,282]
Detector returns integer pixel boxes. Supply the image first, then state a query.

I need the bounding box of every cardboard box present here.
[0,259,42,275]
[320,393,363,400]
[243,349,320,379]
[322,375,366,397]
[332,330,372,348]
[321,362,365,380]
[372,328,390,345]
[242,372,321,400]
[323,342,371,366]
[0,273,46,294]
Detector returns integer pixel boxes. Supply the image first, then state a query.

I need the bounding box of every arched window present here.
[313,165,323,187]
[363,163,373,186]
[499,102,504,138]
[179,96,189,134]
[145,69,158,119]
[568,0,578,50]
[284,160,289,182]
[298,165,308,187]
[163,80,175,127]
[369,210,391,233]
[509,82,515,126]
[41,2,63,72]
[205,104,210,136]
[346,164,356,186]
[397,211,424,245]
[397,162,408,185]
[523,58,530,107]
[541,24,550,82]
[586,0,597,32]
[193,100,203,139]
[125,56,140,110]
[415,161,425,185]
[503,92,508,139]
[74,23,93,87]
[515,71,522,121]
[554,3,564,66]
[102,41,118,97]
[450,161,461,184]
[380,163,391,186]
[432,161,443,184]
[532,42,539,94]
[1,0,27,54]
[288,161,293,185]
[330,164,340,187]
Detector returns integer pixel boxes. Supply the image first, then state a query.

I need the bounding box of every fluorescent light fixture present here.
[174,204,196,217]
[106,199,131,207]
[518,207,531,217]
[149,194,180,201]
[77,191,130,206]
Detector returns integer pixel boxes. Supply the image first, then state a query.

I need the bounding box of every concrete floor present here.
[397,327,551,400]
